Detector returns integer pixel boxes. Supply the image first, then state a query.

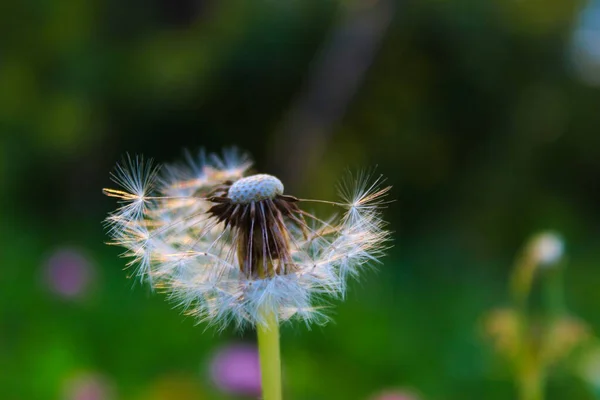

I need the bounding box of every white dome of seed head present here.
[228,174,284,204]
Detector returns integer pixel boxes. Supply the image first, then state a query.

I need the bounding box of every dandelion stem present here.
[257,310,282,400]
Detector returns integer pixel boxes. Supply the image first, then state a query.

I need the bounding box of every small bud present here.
[529,231,564,267]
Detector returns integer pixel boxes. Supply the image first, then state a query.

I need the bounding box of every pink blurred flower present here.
[44,248,94,299]
[209,343,261,396]
[62,372,115,400]
[369,389,420,400]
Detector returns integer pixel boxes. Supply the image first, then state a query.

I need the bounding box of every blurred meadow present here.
[3,0,600,399]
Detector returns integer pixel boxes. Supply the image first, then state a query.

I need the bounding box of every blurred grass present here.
[3,209,600,399]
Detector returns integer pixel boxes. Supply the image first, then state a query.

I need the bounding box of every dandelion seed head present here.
[227,174,284,204]
[103,149,391,329]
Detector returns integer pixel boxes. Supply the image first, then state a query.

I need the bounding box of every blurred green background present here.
[2,0,600,399]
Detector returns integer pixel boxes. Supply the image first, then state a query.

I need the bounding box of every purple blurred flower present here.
[63,372,115,400]
[44,248,94,299]
[209,343,261,396]
[369,389,420,400]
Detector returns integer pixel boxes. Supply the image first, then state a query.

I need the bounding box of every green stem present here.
[257,311,282,400]
[510,256,536,310]
[543,264,565,319]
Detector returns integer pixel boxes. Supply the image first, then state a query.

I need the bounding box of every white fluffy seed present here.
[227,174,284,204]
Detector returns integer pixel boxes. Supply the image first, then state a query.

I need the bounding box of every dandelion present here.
[486,231,585,400]
[102,148,391,400]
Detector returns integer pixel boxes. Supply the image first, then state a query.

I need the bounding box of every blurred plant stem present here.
[507,233,566,400]
[257,310,282,400]
[270,0,394,189]
[542,265,565,319]
[518,364,544,400]
[510,254,537,310]
[511,252,544,400]
[516,332,545,400]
